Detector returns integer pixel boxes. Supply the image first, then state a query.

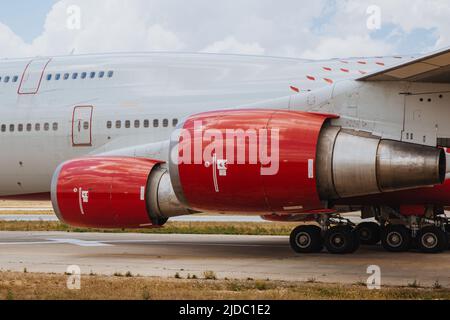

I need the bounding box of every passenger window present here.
[107,121,112,129]
[26,124,32,132]
[163,119,169,128]
[83,122,89,130]
[1,125,5,132]
[53,123,58,131]
[108,71,114,78]
[44,123,50,131]
[64,73,70,80]
[72,73,78,80]
[0,77,2,82]
[115,120,121,129]
[35,123,41,131]
[134,120,140,128]
[9,124,14,132]
[144,120,149,128]
[55,74,61,80]
[125,120,131,129]
[81,72,87,79]
[47,74,52,81]
[18,124,23,132]
[153,119,159,128]
[4,76,10,83]
[90,72,96,79]
[12,76,18,83]
[99,71,105,78]
[173,119,178,127]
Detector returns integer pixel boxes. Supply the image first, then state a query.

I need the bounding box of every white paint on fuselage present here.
[0,52,407,196]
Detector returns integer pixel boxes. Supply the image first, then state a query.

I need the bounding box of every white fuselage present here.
[0,52,412,196]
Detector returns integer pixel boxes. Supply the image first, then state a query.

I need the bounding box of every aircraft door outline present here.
[18,58,52,95]
[72,106,94,147]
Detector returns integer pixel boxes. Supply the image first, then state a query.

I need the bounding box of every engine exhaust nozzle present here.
[317,126,446,200]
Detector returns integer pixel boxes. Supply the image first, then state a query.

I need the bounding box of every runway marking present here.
[0,239,113,247]
[47,238,113,247]
[0,241,53,246]
[103,240,285,248]
[0,238,285,248]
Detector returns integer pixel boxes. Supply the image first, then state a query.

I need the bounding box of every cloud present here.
[0,23,32,57]
[300,35,394,60]
[0,0,449,60]
[202,36,265,55]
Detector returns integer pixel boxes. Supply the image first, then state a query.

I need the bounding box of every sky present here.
[0,0,448,60]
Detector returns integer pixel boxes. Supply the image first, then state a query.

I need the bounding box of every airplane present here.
[1,47,450,255]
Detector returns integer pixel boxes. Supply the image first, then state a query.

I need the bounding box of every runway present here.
[0,231,449,287]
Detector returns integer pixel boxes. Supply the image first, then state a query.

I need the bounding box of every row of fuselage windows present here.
[0,70,115,85]
[107,119,179,129]
[1,118,178,133]
[1,122,59,133]
[46,71,114,81]
[0,75,19,84]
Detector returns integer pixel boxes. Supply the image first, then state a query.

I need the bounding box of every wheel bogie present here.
[288,211,450,255]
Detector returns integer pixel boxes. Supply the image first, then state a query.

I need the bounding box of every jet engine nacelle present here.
[51,157,189,228]
[170,109,446,214]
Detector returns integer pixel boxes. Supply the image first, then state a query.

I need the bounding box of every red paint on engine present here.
[54,157,160,228]
[175,110,336,214]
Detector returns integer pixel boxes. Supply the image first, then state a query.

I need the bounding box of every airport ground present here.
[2,270,450,300]
[0,200,450,300]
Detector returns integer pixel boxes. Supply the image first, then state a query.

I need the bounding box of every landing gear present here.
[289,215,359,254]
[289,225,323,253]
[381,225,411,252]
[288,205,450,255]
[417,226,448,253]
[324,226,360,254]
[355,222,381,245]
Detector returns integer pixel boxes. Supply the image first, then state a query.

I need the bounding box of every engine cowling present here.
[169,110,334,214]
[51,157,189,228]
[169,109,446,214]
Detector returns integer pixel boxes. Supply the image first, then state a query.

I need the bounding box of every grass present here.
[1,271,450,300]
[0,210,54,215]
[0,220,298,236]
[203,271,217,280]
[408,280,420,288]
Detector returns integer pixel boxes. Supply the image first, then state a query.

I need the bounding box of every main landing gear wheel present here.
[324,226,360,254]
[290,226,323,253]
[417,226,448,254]
[381,225,411,252]
[355,222,381,245]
